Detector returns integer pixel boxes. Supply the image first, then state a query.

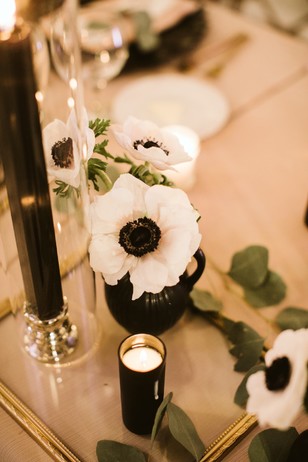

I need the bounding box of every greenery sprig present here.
[96,392,205,462]
[52,180,79,198]
[54,118,175,198]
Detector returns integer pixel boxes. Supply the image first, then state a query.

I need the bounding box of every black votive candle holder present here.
[118,333,166,435]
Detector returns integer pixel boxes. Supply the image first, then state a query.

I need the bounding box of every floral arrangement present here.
[43,110,200,300]
[43,109,308,462]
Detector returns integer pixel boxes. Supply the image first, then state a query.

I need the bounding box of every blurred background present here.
[213,0,308,41]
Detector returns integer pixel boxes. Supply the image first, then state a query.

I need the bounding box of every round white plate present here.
[111,73,230,139]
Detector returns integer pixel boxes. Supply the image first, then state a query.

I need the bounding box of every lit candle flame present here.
[0,0,16,32]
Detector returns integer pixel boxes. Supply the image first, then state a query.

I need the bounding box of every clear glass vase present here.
[0,0,101,365]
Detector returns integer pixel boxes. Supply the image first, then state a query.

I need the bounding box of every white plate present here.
[111,74,230,139]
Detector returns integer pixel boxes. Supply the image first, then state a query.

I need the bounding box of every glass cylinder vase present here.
[0,0,101,365]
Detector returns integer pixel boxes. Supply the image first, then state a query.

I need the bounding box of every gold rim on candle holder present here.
[23,297,78,363]
[119,333,166,363]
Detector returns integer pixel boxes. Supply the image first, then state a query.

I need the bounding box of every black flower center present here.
[265,356,291,391]
[51,137,74,168]
[119,217,161,257]
[133,138,169,156]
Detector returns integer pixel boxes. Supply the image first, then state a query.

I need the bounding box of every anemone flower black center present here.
[265,356,291,391]
[133,138,170,156]
[51,137,74,168]
[119,217,161,257]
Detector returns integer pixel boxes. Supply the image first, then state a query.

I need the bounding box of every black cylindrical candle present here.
[0,12,63,320]
[118,333,166,435]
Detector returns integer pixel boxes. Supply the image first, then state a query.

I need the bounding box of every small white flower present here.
[111,116,192,171]
[43,108,95,188]
[89,173,201,299]
[246,329,308,430]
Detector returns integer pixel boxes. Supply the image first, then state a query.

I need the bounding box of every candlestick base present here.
[23,297,78,363]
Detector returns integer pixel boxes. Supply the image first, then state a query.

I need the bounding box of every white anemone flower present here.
[111,116,192,171]
[43,108,95,188]
[246,328,308,430]
[89,173,201,299]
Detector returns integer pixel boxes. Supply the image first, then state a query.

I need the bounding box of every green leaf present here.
[248,428,299,462]
[94,141,114,159]
[167,402,206,461]
[244,271,287,308]
[52,180,79,199]
[275,307,308,330]
[190,288,223,313]
[224,321,265,372]
[96,440,146,462]
[234,364,265,407]
[228,245,269,288]
[151,392,173,443]
[89,118,110,137]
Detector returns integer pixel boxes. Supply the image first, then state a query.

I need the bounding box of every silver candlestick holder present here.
[23,297,78,363]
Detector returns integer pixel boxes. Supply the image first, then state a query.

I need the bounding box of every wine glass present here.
[78,8,129,116]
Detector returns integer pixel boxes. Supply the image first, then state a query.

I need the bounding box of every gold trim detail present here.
[0,376,257,462]
[200,413,257,461]
[0,380,82,462]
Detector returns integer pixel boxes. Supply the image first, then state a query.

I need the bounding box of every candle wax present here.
[0,17,63,320]
[122,346,163,372]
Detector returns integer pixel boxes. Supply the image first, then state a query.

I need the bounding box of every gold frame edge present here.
[0,380,82,462]
[200,413,257,461]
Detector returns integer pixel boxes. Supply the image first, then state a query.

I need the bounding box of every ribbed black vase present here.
[104,248,206,335]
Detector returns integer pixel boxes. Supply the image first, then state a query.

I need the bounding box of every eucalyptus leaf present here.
[190,288,223,313]
[275,307,308,330]
[244,271,286,308]
[234,364,265,407]
[167,402,206,461]
[248,428,299,462]
[96,440,146,462]
[286,430,308,462]
[224,321,265,372]
[151,392,173,443]
[228,245,269,288]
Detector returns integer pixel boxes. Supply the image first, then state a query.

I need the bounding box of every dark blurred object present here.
[305,199,308,227]
[123,7,207,72]
[286,430,308,462]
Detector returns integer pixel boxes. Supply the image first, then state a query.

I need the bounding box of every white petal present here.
[89,235,126,274]
[130,254,168,299]
[43,119,68,166]
[246,329,308,430]
[113,174,148,216]
[90,187,135,234]
[111,117,191,170]
[104,254,135,286]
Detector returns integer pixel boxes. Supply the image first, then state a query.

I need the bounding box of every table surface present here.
[1,2,308,461]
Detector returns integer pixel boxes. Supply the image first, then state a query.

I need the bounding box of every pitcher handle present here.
[185,248,206,291]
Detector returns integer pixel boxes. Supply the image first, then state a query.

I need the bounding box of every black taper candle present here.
[0,19,64,320]
[118,333,166,435]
